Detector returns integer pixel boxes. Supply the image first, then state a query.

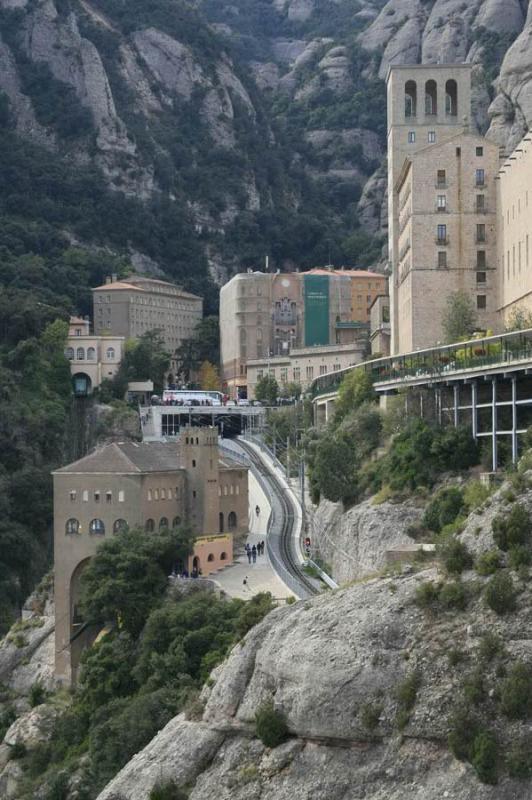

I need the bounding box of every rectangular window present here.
[83,490,88,502]
[477,295,487,310]
[106,491,112,504]
[476,272,486,284]
[476,224,486,243]
[293,367,300,381]
[476,169,485,187]
[477,251,486,268]
[408,131,416,143]
[476,146,484,157]
[437,169,446,187]
[94,491,100,503]
[306,366,314,380]
[118,490,125,502]
[70,490,77,502]
[437,195,447,211]
[476,195,485,213]
[319,365,327,375]
[527,235,530,267]
[438,251,447,268]
[519,241,522,271]
[437,224,447,244]
[428,131,436,143]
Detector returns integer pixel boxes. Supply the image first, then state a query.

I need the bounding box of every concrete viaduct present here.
[312,329,532,471]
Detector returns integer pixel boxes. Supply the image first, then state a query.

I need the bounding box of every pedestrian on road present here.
[252,544,257,563]
[245,544,252,564]
[255,505,260,516]
[261,540,265,554]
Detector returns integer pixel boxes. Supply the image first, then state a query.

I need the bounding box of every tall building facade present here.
[220,268,384,396]
[386,64,501,352]
[65,316,124,395]
[53,429,248,684]
[497,134,532,324]
[92,276,203,356]
[394,133,499,351]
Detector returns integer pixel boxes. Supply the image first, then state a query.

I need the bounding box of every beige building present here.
[53,428,248,684]
[369,295,391,356]
[65,317,124,395]
[394,132,499,352]
[246,341,366,399]
[92,275,203,357]
[386,64,503,353]
[497,132,532,324]
[220,268,381,397]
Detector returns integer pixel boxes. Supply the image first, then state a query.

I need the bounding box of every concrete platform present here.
[211,470,294,601]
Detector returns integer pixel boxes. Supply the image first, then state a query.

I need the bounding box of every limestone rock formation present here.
[310,495,423,583]
[97,562,532,799]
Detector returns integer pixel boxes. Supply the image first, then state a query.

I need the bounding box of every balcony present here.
[436,237,449,246]
[435,205,448,213]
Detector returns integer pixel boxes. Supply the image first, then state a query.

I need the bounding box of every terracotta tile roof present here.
[305,269,386,279]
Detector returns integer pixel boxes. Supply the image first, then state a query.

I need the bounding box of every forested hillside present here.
[0,0,531,630]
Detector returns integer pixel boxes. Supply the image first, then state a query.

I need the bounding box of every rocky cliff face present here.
[310,495,423,583]
[2,0,532,282]
[97,561,532,800]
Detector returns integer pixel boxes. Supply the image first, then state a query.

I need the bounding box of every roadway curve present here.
[225,438,320,600]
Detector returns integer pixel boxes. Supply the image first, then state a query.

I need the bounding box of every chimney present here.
[105,276,111,284]
[111,274,118,283]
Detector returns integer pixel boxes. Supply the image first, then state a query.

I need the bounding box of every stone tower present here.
[386,64,473,352]
[180,426,220,536]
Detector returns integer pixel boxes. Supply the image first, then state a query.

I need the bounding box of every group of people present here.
[244,541,265,564]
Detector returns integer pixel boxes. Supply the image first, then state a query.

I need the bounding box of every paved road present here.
[211,470,294,601]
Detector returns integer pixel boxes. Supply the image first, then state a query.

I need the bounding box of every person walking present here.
[245,543,252,564]
[252,544,257,563]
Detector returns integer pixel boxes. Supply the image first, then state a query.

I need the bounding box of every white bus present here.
[160,390,223,406]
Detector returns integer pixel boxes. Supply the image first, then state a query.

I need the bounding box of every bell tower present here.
[180,426,219,536]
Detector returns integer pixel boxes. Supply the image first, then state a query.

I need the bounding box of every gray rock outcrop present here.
[97,564,532,800]
[310,495,422,583]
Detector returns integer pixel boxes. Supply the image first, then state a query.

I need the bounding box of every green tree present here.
[441,290,477,344]
[113,330,171,394]
[175,316,220,382]
[334,369,375,423]
[80,527,194,635]
[312,433,358,505]
[492,504,531,551]
[484,571,517,615]
[255,374,279,406]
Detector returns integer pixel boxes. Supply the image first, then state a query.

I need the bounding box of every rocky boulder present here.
[310,495,423,583]
[97,565,532,799]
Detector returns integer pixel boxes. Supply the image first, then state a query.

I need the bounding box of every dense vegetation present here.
[0,320,72,633]
[13,528,275,798]
[306,370,480,507]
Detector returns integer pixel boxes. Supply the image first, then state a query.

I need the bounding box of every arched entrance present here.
[219,512,224,533]
[72,372,92,397]
[192,556,200,577]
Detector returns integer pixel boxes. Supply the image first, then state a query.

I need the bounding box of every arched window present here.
[87,347,96,360]
[207,553,215,562]
[239,328,247,358]
[228,511,237,530]
[113,519,128,534]
[159,517,169,530]
[220,552,227,561]
[89,519,105,535]
[76,347,85,360]
[145,518,155,533]
[405,80,417,118]
[219,512,224,533]
[425,80,437,115]
[172,516,182,528]
[65,518,80,535]
[65,347,74,360]
[106,347,115,360]
[445,79,457,116]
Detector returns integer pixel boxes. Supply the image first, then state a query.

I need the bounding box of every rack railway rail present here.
[226,438,320,599]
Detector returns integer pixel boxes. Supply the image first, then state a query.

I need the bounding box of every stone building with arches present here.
[65,316,124,395]
[387,64,502,353]
[52,427,248,684]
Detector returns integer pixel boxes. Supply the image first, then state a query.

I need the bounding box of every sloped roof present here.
[305,268,385,279]
[54,441,181,475]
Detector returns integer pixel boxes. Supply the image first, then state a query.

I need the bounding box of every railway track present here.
[232,438,320,599]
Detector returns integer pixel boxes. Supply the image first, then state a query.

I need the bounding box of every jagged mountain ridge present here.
[0,0,531,293]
